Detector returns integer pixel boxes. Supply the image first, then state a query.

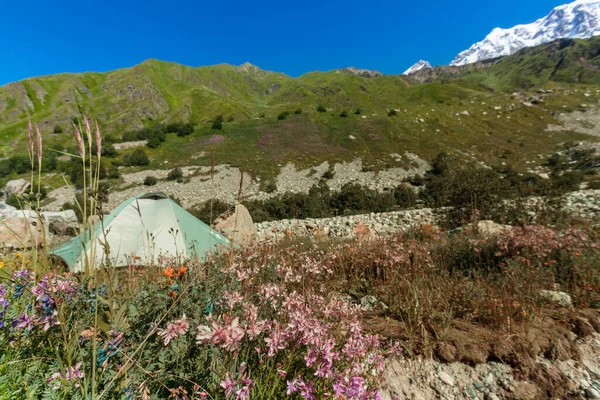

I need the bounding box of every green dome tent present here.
[51,192,230,273]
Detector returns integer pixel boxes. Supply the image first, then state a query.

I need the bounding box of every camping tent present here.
[51,192,230,272]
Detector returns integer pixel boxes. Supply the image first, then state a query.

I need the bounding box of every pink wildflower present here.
[220,374,236,397]
[157,314,189,346]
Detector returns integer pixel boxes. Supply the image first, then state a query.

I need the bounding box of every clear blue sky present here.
[0,0,568,85]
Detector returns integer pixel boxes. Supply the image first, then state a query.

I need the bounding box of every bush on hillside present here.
[108,164,120,179]
[212,115,224,130]
[242,181,418,222]
[167,122,194,137]
[122,123,168,148]
[187,199,232,225]
[167,167,183,182]
[316,104,326,113]
[53,124,63,134]
[277,111,290,120]
[354,108,362,115]
[143,176,158,186]
[388,109,397,117]
[340,110,348,118]
[122,148,150,167]
[294,109,303,115]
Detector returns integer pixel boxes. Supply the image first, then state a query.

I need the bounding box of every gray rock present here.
[485,394,500,400]
[438,371,455,387]
[360,295,378,310]
[587,387,600,399]
[539,290,573,307]
[215,204,257,246]
[44,210,79,236]
[3,179,31,197]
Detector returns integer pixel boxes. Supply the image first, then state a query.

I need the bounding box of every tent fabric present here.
[51,192,230,272]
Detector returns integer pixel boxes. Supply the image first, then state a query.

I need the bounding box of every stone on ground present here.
[215,204,257,246]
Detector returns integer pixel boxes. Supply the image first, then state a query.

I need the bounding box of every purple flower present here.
[286,377,302,395]
[12,313,34,331]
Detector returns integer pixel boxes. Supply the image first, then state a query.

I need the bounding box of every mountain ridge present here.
[451,0,600,66]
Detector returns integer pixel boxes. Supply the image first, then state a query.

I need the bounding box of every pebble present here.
[438,371,455,387]
[587,387,600,399]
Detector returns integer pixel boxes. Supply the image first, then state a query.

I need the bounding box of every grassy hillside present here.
[0,38,599,181]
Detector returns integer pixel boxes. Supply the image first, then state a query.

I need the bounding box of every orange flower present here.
[178,266,188,276]
[170,291,178,298]
[575,252,581,257]
[163,267,176,278]
[349,247,355,253]
[573,266,579,270]
[134,255,142,260]
[543,262,549,266]
[550,260,557,264]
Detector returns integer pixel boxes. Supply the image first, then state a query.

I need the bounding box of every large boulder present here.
[214,204,257,246]
[3,179,31,197]
[473,220,512,236]
[0,202,19,218]
[42,210,79,236]
[0,216,43,249]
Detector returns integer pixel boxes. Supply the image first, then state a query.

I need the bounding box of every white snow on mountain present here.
[402,60,433,75]
[451,0,600,66]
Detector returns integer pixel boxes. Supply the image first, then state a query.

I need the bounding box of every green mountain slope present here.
[0,38,599,181]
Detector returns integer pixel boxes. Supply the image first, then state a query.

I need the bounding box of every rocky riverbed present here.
[381,332,600,400]
[255,189,600,242]
[40,155,430,211]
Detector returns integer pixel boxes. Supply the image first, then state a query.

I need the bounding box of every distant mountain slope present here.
[410,37,600,90]
[451,0,600,66]
[0,39,598,180]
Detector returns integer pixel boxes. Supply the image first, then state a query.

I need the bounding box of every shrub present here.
[589,180,600,190]
[316,105,326,113]
[123,148,150,166]
[340,110,348,118]
[264,181,277,193]
[294,109,303,115]
[187,199,232,224]
[388,109,397,117]
[277,111,290,120]
[167,122,194,137]
[144,175,157,186]
[53,124,63,134]
[108,164,120,179]
[167,167,184,182]
[354,108,362,115]
[212,115,224,130]
[227,116,235,122]
[322,169,335,180]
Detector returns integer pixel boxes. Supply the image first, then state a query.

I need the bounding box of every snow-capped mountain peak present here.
[451,0,600,66]
[403,60,432,75]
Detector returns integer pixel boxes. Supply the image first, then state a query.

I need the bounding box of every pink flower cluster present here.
[157,314,189,346]
[48,361,84,389]
[220,362,253,400]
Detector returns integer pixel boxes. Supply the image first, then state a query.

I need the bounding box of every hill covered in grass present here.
[0,38,599,182]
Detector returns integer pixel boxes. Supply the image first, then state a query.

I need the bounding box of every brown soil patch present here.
[363,308,600,397]
[256,119,343,162]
